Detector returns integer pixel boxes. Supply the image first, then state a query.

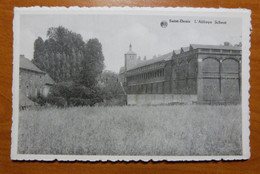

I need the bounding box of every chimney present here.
[224,42,230,46]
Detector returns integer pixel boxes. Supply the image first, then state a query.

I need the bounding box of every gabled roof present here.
[173,49,181,55]
[20,55,45,73]
[181,46,190,52]
[128,52,173,71]
[190,44,241,50]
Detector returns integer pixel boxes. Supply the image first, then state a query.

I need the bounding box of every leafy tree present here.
[80,38,105,88]
[32,37,45,70]
[33,26,87,82]
[50,81,103,106]
[97,70,124,100]
[32,26,106,106]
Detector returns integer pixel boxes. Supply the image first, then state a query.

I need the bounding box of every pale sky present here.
[19,14,241,73]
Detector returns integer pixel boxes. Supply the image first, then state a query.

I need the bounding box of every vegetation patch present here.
[18,105,242,156]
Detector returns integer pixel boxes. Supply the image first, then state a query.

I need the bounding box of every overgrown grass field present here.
[18,105,242,156]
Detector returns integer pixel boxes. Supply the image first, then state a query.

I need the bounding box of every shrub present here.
[69,97,91,106]
[29,95,47,106]
[46,96,67,107]
[49,81,103,106]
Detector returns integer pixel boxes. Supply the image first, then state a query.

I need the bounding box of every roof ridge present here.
[127,51,172,70]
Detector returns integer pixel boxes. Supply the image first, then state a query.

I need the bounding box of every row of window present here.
[128,80,197,95]
[128,62,165,75]
[127,69,165,81]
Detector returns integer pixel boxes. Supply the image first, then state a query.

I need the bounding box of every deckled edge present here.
[11,7,20,161]
[242,8,252,160]
[11,6,252,162]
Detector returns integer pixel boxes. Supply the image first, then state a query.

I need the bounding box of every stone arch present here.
[202,57,220,73]
[222,58,239,73]
[221,58,240,103]
[202,57,221,103]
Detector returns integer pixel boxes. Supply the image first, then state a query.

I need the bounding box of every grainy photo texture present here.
[11,7,251,161]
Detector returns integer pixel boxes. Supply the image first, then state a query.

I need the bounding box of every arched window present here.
[222,58,239,74]
[202,58,220,73]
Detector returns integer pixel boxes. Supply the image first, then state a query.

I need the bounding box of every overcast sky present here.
[20,14,241,73]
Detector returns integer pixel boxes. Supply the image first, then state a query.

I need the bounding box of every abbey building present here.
[119,43,242,105]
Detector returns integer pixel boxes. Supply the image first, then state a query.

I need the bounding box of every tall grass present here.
[18,105,242,156]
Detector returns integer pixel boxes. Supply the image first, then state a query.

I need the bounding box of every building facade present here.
[19,55,54,107]
[119,43,241,105]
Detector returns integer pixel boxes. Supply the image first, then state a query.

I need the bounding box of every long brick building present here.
[119,43,242,105]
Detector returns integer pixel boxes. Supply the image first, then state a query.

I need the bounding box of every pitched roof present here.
[20,55,45,73]
[190,44,241,50]
[128,52,173,71]
[181,46,190,52]
[173,49,181,54]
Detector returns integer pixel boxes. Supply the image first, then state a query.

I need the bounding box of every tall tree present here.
[32,37,45,70]
[81,38,105,88]
[33,26,105,88]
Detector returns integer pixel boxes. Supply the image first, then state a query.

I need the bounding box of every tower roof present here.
[126,50,136,54]
[125,43,136,55]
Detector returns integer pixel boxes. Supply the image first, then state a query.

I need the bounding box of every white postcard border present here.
[11,6,251,162]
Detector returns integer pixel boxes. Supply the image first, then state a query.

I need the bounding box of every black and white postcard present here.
[11,7,251,161]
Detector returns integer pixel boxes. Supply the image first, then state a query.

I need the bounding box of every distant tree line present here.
[32,26,124,107]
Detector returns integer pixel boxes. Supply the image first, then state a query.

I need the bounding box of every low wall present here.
[127,94,197,105]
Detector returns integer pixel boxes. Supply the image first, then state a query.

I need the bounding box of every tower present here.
[125,44,137,71]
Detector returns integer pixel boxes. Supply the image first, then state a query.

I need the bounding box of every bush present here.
[69,98,91,106]
[97,70,125,102]
[46,96,67,107]
[29,95,47,106]
[49,81,104,106]
[98,95,126,106]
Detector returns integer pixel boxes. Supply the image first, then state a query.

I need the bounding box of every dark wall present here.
[125,47,241,104]
[197,54,241,104]
[171,51,198,94]
[20,69,46,98]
